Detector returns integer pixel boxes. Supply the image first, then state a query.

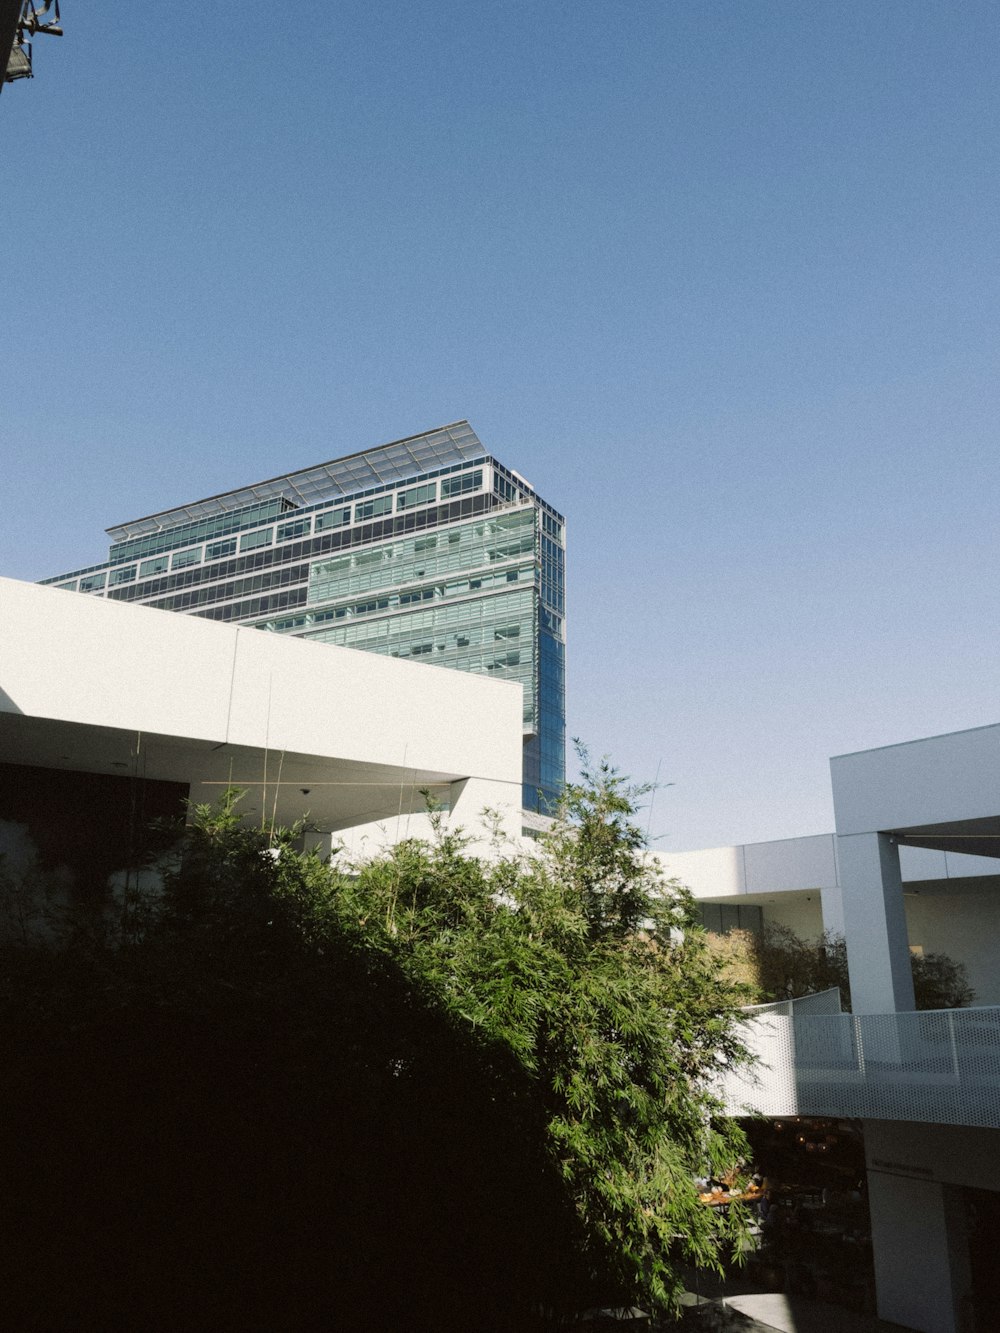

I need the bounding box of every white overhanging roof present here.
[0,577,524,836]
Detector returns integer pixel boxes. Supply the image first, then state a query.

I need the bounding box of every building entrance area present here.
[740,1116,874,1315]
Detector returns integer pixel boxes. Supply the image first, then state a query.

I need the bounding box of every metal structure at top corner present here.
[2,1,63,93]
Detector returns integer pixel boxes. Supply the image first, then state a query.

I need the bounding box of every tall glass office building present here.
[41,422,566,811]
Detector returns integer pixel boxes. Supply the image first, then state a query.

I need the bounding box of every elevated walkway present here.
[722,1004,1000,1128]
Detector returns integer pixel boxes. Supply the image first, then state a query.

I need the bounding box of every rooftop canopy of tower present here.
[105,421,488,541]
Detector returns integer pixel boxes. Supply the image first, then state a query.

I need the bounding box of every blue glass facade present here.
[41,422,566,812]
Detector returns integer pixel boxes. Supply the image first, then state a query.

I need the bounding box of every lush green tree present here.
[3,762,755,1329]
[706,922,846,1003]
[909,947,976,1011]
[335,753,756,1315]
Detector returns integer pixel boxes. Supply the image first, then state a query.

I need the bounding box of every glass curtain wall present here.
[38,423,566,812]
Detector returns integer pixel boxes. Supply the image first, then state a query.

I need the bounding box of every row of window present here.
[397,482,435,510]
[698,903,764,936]
[108,497,292,565]
[309,628,534,726]
[540,534,565,617]
[307,585,535,645]
[493,473,518,503]
[123,471,485,573]
[52,460,526,592]
[196,587,308,623]
[521,729,564,811]
[310,560,533,621]
[394,644,522,671]
[308,508,536,605]
[98,530,267,588]
[273,579,531,632]
[98,481,478,583]
[102,493,498,606]
[315,508,351,532]
[146,565,309,615]
[540,606,563,639]
[132,546,533,626]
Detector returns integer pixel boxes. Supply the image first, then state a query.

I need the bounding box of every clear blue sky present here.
[4,2,1000,849]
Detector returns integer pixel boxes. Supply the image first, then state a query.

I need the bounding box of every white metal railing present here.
[720,1005,1000,1128]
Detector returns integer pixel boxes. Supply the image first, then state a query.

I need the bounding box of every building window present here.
[206,539,237,560]
[80,572,107,592]
[542,511,563,544]
[109,565,137,585]
[315,507,351,532]
[399,588,434,605]
[277,518,312,542]
[698,903,764,935]
[397,482,437,510]
[355,495,393,522]
[139,556,169,577]
[240,528,274,552]
[171,547,203,570]
[440,469,482,498]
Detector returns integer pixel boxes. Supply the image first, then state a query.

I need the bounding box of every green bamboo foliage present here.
[331,748,757,1315]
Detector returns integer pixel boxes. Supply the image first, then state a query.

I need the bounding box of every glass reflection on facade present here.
[40,421,566,811]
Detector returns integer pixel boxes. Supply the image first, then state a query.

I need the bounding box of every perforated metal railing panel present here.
[720,1006,1000,1128]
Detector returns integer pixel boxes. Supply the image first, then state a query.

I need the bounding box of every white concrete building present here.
[661,724,1000,1333]
[0,575,526,869]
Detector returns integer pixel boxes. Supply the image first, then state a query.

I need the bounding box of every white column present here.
[836,831,914,1013]
[819,880,845,936]
[866,1160,971,1333]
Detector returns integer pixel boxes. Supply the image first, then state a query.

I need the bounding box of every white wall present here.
[761,892,825,939]
[332,775,527,862]
[659,835,837,898]
[744,835,837,895]
[657,844,746,896]
[660,836,840,937]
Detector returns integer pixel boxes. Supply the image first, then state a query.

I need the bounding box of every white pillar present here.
[819,880,845,937]
[866,1161,971,1333]
[836,831,914,1013]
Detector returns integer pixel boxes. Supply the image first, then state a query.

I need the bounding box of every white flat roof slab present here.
[0,577,525,837]
[0,577,523,783]
[831,723,1000,837]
